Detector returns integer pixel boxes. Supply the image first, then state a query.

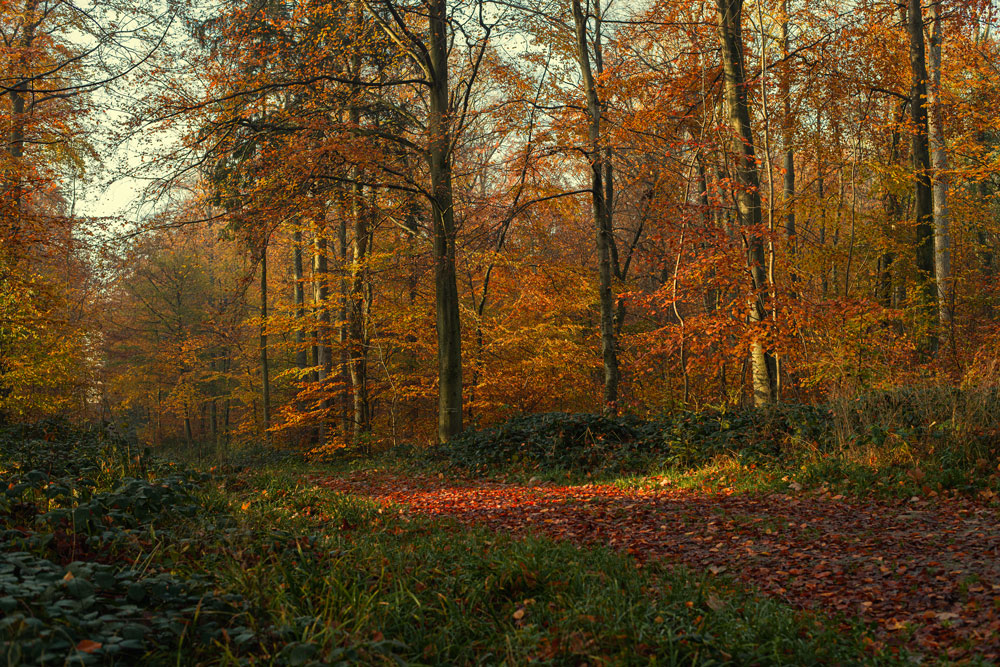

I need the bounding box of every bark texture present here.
[907,0,936,343]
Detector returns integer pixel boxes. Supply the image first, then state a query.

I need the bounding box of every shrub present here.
[440,412,664,473]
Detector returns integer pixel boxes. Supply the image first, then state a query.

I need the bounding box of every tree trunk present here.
[313,221,332,435]
[337,196,351,437]
[781,0,796,285]
[348,187,371,441]
[259,242,271,437]
[428,0,463,443]
[349,11,371,442]
[878,101,908,308]
[210,396,218,454]
[716,0,776,407]
[293,228,308,371]
[572,0,620,414]
[926,1,952,341]
[907,0,936,351]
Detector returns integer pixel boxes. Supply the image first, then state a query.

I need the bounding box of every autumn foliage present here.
[1,0,999,454]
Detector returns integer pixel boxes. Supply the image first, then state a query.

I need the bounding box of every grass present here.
[195,468,904,665]
[2,423,909,664]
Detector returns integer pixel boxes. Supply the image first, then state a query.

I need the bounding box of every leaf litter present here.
[314,471,1000,660]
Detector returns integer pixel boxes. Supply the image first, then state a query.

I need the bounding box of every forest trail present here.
[314,471,1000,660]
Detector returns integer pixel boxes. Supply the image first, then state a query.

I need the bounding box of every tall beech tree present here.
[572,0,620,414]
[926,0,952,342]
[907,0,936,345]
[716,0,776,406]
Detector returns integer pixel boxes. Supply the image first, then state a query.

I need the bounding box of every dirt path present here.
[314,471,1000,660]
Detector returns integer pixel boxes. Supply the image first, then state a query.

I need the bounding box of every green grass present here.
[200,468,903,665]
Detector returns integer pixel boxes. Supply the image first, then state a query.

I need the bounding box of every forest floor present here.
[9,416,1000,664]
[315,469,1000,661]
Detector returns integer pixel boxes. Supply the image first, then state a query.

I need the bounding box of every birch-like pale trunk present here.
[927,1,953,338]
[716,0,776,407]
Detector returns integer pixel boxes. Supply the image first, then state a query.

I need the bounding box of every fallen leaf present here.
[76,640,102,654]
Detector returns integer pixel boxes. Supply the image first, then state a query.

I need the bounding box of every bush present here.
[440,412,665,473]
[439,406,838,474]
[440,389,1000,479]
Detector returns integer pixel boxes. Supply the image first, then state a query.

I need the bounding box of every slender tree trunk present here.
[781,0,796,286]
[210,396,218,454]
[313,221,332,435]
[878,102,907,308]
[349,37,371,442]
[293,228,308,371]
[428,0,463,443]
[348,192,371,440]
[926,1,953,342]
[259,242,271,438]
[337,198,351,437]
[573,0,620,414]
[907,0,936,351]
[716,0,776,406]
[818,132,828,298]
[155,388,163,446]
[184,404,194,450]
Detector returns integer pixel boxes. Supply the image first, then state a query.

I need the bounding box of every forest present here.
[3,0,1000,663]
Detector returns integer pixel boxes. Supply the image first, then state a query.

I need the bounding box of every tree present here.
[926,0,952,346]
[571,0,619,414]
[716,0,776,406]
[907,0,936,351]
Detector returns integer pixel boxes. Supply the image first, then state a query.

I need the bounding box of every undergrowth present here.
[1,420,905,664]
[430,387,1000,499]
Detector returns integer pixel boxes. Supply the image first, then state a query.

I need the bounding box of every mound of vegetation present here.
[440,412,664,473]
[439,405,835,474]
[440,389,1000,486]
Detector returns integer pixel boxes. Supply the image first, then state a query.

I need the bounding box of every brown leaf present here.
[76,640,102,654]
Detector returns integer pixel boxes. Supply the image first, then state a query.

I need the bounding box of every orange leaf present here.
[76,640,102,654]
